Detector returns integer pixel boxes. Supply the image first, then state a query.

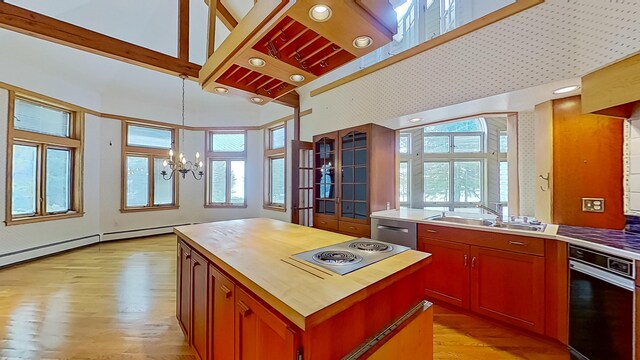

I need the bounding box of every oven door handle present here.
[569,260,635,291]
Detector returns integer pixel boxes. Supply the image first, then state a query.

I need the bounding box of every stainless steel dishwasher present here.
[370,218,417,249]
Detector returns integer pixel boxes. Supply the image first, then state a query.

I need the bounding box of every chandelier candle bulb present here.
[169,149,174,158]
[163,160,168,167]
[181,157,186,165]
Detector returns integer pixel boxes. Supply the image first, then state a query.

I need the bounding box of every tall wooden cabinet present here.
[313,124,396,237]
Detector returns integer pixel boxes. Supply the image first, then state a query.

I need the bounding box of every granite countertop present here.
[371,209,640,260]
[557,225,640,256]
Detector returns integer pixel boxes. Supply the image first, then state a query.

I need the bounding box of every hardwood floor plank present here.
[0,235,569,359]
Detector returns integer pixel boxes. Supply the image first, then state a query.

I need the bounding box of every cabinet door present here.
[191,251,209,360]
[421,238,470,308]
[210,266,235,360]
[313,133,338,222]
[339,128,369,224]
[177,240,191,336]
[470,246,545,334]
[235,288,298,360]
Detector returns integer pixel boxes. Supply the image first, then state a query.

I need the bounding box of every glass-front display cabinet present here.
[312,124,396,237]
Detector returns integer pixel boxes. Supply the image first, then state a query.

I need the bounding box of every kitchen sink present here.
[428,216,494,227]
[427,215,546,232]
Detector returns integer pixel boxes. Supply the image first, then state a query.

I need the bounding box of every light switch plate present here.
[582,198,605,213]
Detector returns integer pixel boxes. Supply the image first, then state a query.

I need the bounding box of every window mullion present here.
[39,143,47,216]
[226,159,232,204]
[148,156,154,207]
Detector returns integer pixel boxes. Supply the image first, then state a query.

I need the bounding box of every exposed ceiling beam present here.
[178,0,189,61]
[207,0,218,57]
[217,2,239,30]
[204,0,238,30]
[274,91,299,108]
[0,2,201,78]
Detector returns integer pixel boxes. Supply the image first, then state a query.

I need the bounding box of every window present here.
[6,94,84,224]
[399,133,410,154]
[422,119,486,211]
[206,131,246,207]
[265,125,286,209]
[122,123,177,211]
[399,161,409,204]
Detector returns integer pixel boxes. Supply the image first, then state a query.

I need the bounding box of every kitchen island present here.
[174,218,433,360]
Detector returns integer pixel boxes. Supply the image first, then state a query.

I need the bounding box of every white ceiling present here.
[0,0,281,127]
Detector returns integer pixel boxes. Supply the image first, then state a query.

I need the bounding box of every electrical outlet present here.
[582,198,605,213]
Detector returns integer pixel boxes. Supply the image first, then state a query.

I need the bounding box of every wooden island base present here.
[174,219,433,359]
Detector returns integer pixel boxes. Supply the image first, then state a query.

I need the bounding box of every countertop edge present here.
[174,224,432,331]
[371,212,640,260]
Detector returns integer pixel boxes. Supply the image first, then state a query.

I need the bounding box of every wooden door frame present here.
[291,139,313,225]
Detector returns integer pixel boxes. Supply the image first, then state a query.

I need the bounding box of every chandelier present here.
[161,75,204,180]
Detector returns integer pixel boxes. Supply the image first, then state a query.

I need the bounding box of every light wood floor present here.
[0,235,570,359]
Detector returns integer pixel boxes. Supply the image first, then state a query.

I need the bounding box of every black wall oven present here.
[569,245,634,360]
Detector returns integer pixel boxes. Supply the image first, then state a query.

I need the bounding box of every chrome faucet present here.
[477,204,504,224]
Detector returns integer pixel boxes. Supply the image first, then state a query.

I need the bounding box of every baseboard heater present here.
[101,223,192,242]
[0,234,100,269]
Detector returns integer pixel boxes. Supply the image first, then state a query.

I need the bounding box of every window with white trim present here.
[206,131,247,207]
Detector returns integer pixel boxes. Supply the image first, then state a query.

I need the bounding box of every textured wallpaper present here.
[517,112,536,216]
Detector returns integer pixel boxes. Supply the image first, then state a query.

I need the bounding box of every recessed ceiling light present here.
[250,97,264,103]
[309,4,332,22]
[213,87,228,94]
[409,117,423,123]
[248,57,266,67]
[553,85,580,94]
[353,36,373,49]
[290,74,305,82]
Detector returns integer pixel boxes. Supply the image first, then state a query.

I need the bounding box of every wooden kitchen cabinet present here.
[177,240,191,337]
[210,265,235,360]
[313,124,396,237]
[191,251,209,360]
[470,246,545,334]
[418,224,546,335]
[419,238,470,308]
[235,288,298,360]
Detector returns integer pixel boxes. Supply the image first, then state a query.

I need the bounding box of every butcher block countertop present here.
[174,218,431,330]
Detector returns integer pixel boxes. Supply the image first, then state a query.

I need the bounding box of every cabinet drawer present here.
[314,217,338,231]
[418,224,544,256]
[339,221,371,237]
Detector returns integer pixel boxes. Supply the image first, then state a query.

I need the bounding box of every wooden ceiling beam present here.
[204,0,238,31]
[274,90,299,108]
[0,2,201,78]
[178,0,189,60]
[217,2,239,30]
[207,0,218,57]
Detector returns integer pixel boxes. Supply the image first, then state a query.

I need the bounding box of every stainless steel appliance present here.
[569,245,635,360]
[292,239,409,275]
[371,218,417,249]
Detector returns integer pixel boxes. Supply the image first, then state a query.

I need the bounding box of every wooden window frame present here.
[264,124,286,211]
[5,91,84,225]
[205,130,247,208]
[121,122,179,212]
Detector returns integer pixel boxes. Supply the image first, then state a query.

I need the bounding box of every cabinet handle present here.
[464,255,468,267]
[349,226,356,230]
[238,301,252,317]
[471,257,477,268]
[509,241,528,246]
[426,229,437,233]
[320,221,326,225]
[221,285,232,298]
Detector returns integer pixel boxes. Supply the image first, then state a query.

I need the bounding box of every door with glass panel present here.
[292,140,313,226]
[313,133,338,230]
[338,127,369,224]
